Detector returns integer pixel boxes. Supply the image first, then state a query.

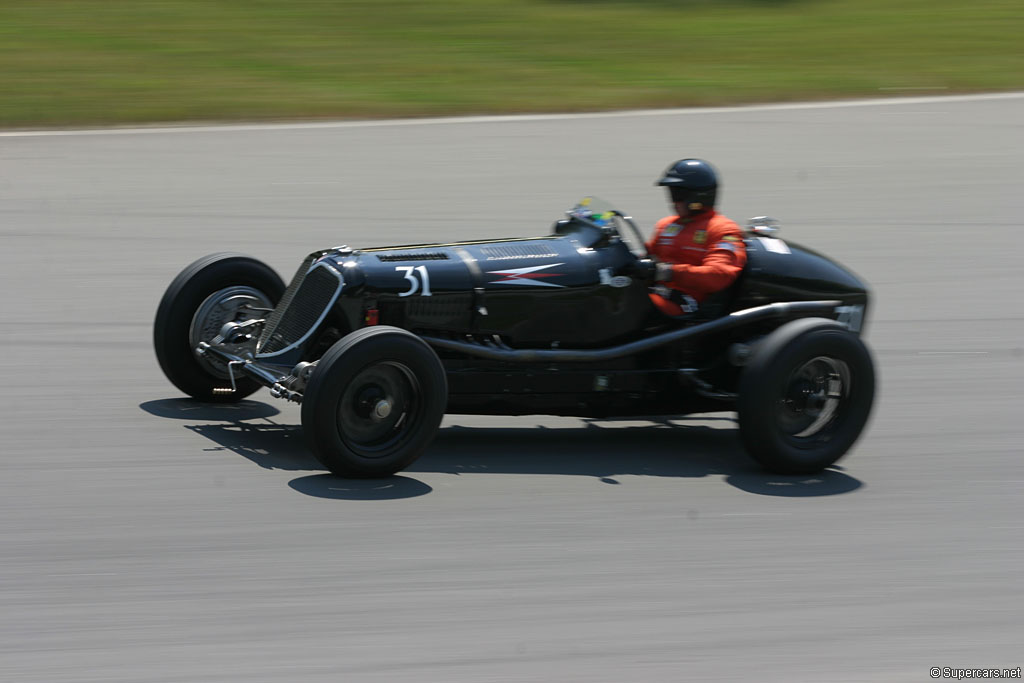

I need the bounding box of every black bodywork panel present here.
[252,215,870,418]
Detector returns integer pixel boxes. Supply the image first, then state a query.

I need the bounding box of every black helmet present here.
[656,158,718,213]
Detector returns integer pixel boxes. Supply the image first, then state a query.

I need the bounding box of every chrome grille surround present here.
[257,259,344,358]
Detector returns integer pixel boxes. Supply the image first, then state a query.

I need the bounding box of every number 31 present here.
[395,266,432,297]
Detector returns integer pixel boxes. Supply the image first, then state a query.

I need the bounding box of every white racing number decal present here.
[395,265,432,297]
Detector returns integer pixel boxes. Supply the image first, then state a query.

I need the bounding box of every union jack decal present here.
[486,263,566,287]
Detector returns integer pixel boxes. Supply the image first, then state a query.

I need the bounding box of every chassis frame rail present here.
[197,300,842,402]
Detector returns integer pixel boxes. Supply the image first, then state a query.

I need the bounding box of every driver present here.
[646,158,747,316]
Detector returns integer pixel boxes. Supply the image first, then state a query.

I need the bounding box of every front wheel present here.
[154,253,285,401]
[301,326,448,477]
[737,318,875,474]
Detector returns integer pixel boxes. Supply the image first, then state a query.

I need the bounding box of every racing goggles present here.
[668,187,692,203]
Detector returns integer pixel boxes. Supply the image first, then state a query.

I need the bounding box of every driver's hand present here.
[631,259,675,282]
[631,258,657,280]
[654,262,675,282]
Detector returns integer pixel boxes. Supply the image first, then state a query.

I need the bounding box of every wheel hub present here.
[353,386,397,421]
[189,286,274,378]
[373,399,393,420]
[337,362,419,457]
[779,356,849,440]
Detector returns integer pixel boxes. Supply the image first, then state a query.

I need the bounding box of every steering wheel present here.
[608,211,650,258]
[566,202,649,258]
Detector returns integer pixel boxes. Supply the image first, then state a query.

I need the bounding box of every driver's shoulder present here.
[708,212,743,236]
[654,215,679,231]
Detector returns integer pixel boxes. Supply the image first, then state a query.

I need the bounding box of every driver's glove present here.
[632,258,675,282]
[654,262,676,282]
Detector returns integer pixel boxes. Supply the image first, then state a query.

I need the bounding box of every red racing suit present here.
[645,210,747,316]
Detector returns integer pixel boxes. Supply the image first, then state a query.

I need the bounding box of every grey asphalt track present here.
[2,96,1023,682]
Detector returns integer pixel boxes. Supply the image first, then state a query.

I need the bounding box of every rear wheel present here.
[737,318,875,474]
[302,326,447,477]
[154,253,285,401]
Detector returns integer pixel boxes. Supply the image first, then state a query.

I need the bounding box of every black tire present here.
[737,317,875,474]
[154,253,285,402]
[301,326,448,477]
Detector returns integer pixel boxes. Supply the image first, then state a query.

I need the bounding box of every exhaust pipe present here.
[422,300,840,363]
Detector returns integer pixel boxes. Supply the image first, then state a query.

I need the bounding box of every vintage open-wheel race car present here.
[154,198,875,477]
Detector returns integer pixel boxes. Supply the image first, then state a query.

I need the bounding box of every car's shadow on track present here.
[140,398,864,500]
[419,422,863,498]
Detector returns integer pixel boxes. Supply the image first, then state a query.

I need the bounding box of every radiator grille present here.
[258,254,316,351]
[258,259,342,355]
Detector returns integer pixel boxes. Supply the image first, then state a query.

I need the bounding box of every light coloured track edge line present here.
[1,91,1022,138]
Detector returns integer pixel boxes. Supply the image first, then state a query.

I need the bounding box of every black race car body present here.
[155,199,875,477]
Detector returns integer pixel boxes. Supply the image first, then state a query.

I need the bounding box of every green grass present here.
[0,0,1021,127]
